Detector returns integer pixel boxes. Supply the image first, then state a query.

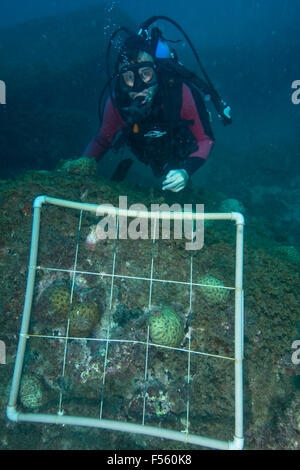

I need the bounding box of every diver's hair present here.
[117,34,154,67]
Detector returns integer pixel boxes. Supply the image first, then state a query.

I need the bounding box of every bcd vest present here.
[115,68,213,175]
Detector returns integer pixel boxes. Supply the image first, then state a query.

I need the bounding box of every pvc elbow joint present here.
[33,195,47,209]
[229,436,244,450]
[7,405,19,422]
[231,212,245,226]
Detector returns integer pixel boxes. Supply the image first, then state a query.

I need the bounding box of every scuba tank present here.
[137,16,232,125]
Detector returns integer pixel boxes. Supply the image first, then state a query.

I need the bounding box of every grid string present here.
[21,333,235,362]
[58,209,83,415]
[32,208,236,429]
[185,223,195,436]
[99,215,119,419]
[142,216,157,426]
[33,265,235,291]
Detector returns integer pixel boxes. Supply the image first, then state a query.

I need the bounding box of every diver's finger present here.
[171,181,186,192]
[172,185,183,192]
[166,170,177,177]
[162,179,184,191]
[163,174,178,184]
[163,170,177,181]
[162,181,178,190]
[171,185,183,192]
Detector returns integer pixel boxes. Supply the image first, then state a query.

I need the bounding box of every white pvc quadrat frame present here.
[7,195,245,450]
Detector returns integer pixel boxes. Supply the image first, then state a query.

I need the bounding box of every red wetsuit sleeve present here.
[83,98,124,161]
[180,83,214,175]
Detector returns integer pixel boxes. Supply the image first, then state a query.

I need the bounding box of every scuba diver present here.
[82,16,232,192]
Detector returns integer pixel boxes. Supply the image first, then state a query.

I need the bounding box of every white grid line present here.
[185,222,195,436]
[99,215,119,419]
[58,210,83,415]
[20,333,235,361]
[142,217,157,425]
[33,265,236,291]
[34,211,236,423]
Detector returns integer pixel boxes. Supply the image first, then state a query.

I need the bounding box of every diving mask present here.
[120,62,157,93]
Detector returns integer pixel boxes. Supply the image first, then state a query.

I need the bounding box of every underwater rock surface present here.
[0,163,299,450]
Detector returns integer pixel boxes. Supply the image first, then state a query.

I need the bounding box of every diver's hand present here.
[162,169,188,192]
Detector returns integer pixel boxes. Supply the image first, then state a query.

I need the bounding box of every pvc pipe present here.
[6,407,239,450]
[231,212,245,226]
[7,195,245,450]
[41,195,240,221]
[229,436,245,450]
[234,219,245,441]
[8,199,42,409]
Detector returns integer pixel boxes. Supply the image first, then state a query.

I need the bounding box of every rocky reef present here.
[0,161,299,451]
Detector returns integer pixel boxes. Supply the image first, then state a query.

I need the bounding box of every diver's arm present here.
[162,85,214,192]
[180,83,215,176]
[82,98,124,161]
